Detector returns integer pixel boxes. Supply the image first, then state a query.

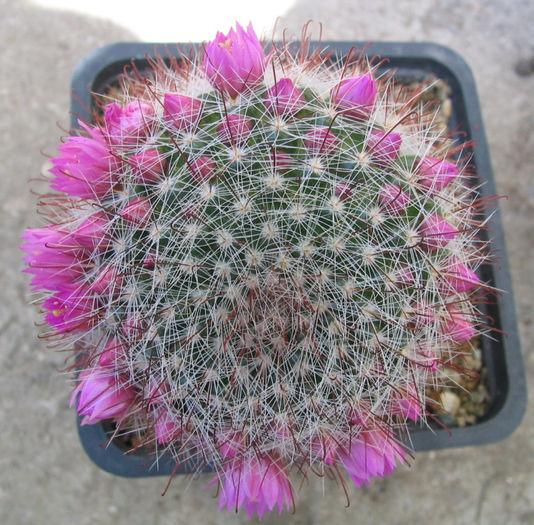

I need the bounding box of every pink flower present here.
[90,264,122,295]
[203,22,266,98]
[367,129,402,164]
[120,196,152,225]
[44,284,95,334]
[332,73,377,119]
[304,126,338,155]
[217,114,252,146]
[339,428,406,487]
[72,212,110,251]
[104,101,154,145]
[50,122,119,199]
[21,226,83,291]
[442,304,475,342]
[418,156,458,191]
[265,78,305,117]
[419,213,458,251]
[163,94,203,132]
[210,454,293,518]
[190,155,217,183]
[379,183,410,213]
[442,258,480,294]
[70,363,137,425]
[129,149,167,183]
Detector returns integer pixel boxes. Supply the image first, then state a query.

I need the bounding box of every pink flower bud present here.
[98,338,127,366]
[404,342,439,372]
[217,431,244,459]
[210,453,293,518]
[142,251,156,269]
[442,304,475,342]
[418,156,458,191]
[379,183,410,213]
[104,101,154,145]
[155,408,182,444]
[163,94,203,132]
[217,114,252,146]
[271,150,292,171]
[70,364,136,425]
[408,300,436,330]
[390,385,422,422]
[72,212,110,251]
[332,73,377,119]
[120,196,152,225]
[392,265,415,288]
[419,213,458,251]
[203,22,266,98]
[367,129,402,164]
[146,378,169,406]
[190,155,217,183]
[417,344,440,372]
[90,264,122,295]
[312,433,340,465]
[443,258,480,294]
[265,78,305,117]
[339,428,406,487]
[129,149,167,183]
[347,404,373,428]
[334,181,353,201]
[304,126,338,155]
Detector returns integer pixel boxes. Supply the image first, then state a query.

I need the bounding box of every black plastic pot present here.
[72,42,526,477]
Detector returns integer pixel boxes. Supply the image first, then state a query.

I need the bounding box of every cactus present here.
[21,22,492,518]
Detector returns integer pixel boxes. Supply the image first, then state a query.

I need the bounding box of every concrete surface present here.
[1,0,533,523]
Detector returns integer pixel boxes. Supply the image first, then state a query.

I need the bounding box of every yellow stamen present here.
[218,38,232,49]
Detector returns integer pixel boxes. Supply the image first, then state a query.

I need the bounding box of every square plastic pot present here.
[71,41,526,477]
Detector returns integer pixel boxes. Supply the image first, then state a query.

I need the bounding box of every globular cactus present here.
[22,22,491,518]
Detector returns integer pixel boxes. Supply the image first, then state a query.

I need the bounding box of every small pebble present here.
[440,391,461,415]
